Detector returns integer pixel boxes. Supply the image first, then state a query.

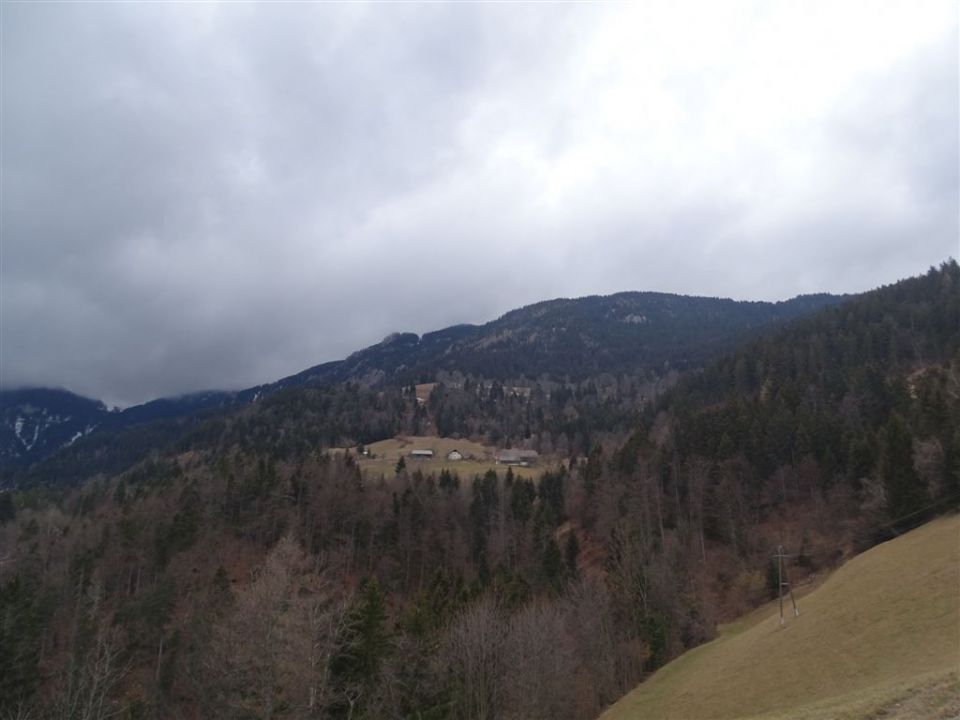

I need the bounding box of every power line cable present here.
[772,491,960,557]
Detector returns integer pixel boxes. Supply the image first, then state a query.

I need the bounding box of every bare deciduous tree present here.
[203,535,348,718]
[52,628,128,720]
[501,601,577,720]
[441,598,505,720]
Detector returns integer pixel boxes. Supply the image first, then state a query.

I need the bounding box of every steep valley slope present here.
[601,513,960,720]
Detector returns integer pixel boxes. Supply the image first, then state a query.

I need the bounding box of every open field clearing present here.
[333,435,548,479]
[601,513,960,720]
[414,383,437,403]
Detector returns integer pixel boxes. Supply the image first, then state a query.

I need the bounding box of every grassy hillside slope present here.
[601,513,960,720]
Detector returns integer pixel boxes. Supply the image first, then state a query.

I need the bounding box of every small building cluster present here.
[495,449,539,467]
[408,448,466,461]
[404,446,539,465]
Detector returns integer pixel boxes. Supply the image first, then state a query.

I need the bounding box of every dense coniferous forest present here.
[0,262,957,719]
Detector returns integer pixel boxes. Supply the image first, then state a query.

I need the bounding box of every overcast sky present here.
[2,1,957,407]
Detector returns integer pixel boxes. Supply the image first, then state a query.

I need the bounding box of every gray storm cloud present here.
[2,1,957,407]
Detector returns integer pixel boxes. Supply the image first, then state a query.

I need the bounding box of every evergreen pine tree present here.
[879,414,928,524]
[564,531,580,577]
[0,492,15,524]
[541,538,564,591]
[333,577,390,686]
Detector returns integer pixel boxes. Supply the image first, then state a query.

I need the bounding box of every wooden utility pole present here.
[784,549,800,620]
[777,545,784,626]
[774,545,800,627]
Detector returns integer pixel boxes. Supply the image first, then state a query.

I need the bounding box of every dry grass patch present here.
[334,435,545,479]
[414,383,437,403]
[601,513,960,720]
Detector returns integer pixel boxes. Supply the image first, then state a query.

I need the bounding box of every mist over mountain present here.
[1,289,842,472]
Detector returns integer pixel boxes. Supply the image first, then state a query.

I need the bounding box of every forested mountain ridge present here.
[661,260,960,526]
[281,291,843,386]
[1,290,842,471]
[1,263,956,719]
